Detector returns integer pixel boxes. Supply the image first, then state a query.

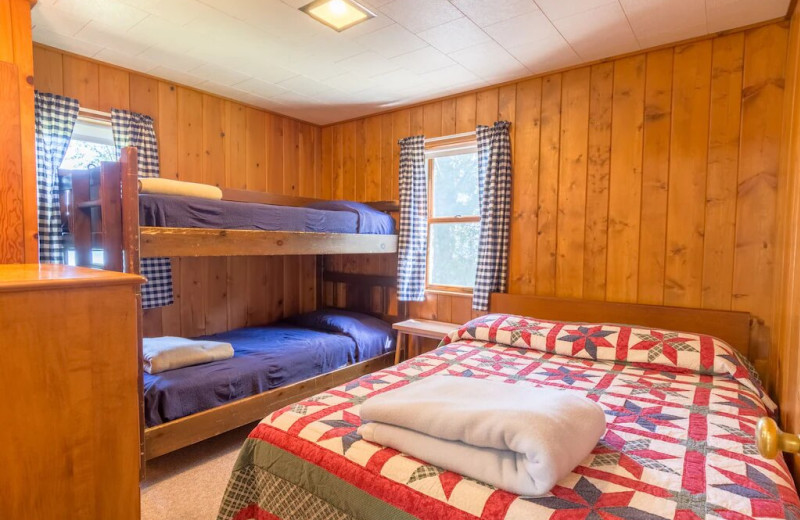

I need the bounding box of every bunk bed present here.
[59,147,403,459]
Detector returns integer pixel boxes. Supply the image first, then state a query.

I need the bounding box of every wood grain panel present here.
[536,74,562,296]
[32,45,321,337]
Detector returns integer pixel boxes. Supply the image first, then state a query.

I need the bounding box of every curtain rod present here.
[425,131,475,143]
[78,107,112,125]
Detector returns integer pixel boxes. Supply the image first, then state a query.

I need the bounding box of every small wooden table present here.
[393,318,461,364]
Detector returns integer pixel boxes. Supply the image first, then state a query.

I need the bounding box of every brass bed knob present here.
[756,416,800,459]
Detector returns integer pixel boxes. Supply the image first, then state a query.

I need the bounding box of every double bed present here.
[217,297,800,520]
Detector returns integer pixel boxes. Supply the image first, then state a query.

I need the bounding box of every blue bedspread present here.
[143,314,395,427]
[139,194,395,234]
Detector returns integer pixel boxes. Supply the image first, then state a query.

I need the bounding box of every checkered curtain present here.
[111,108,173,309]
[473,121,512,310]
[397,135,427,301]
[35,91,80,264]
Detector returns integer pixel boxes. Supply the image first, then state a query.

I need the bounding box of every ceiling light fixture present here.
[300,0,375,32]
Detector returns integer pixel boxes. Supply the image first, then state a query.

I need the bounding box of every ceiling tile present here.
[448,40,528,80]
[137,46,205,73]
[450,0,540,27]
[379,0,462,33]
[276,75,332,98]
[93,47,159,73]
[337,51,401,77]
[483,10,561,49]
[554,2,639,60]
[33,26,104,56]
[507,34,580,74]
[31,3,89,37]
[533,0,618,20]
[189,63,251,86]
[389,46,455,74]
[233,77,289,98]
[54,0,148,32]
[323,72,377,93]
[706,0,789,33]
[355,23,428,58]
[419,63,480,86]
[417,17,491,54]
[118,0,216,26]
[148,65,206,87]
[620,0,707,48]
[74,20,150,55]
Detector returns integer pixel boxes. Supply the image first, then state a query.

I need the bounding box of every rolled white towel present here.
[357,376,606,496]
[143,336,234,374]
[138,177,223,200]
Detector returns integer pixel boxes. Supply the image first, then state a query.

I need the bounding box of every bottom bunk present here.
[143,309,397,460]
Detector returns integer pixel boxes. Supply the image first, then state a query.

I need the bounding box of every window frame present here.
[424,134,480,295]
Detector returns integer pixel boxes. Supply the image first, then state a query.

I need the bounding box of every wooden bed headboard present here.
[489,293,752,356]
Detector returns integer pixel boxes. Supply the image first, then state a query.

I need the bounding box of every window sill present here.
[425,289,473,298]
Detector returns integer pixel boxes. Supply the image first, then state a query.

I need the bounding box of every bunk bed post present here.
[69,171,92,267]
[99,161,123,271]
[117,146,146,479]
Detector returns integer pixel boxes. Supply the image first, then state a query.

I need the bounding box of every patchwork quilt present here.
[218,314,799,520]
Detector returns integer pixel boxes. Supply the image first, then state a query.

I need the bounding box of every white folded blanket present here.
[357,376,606,496]
[143,336,234,374]
[138,177,223,200]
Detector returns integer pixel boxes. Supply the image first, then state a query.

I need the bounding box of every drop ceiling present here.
[32,0,790,125]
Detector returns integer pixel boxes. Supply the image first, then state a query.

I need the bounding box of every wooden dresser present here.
[0,264,144,519]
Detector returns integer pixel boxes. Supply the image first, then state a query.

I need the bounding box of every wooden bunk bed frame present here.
[59,147,403,459]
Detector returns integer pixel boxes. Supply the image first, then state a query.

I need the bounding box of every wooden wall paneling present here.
[508,78,541,295]
[380,113,394,201]
[129,75,158,123]
[664,41,712,308]
[702,33,744,310]
[0,1,13,61]
[32,46,63,95]
[455,93,477,133]
[734,24,788,363]
[203,94,228,334]
[62,55,99,109]
[283,118,299,196]
[268,114,284,194]
[97,64,129,112]
[556,68,590,298]
[583,63,613,300]
[536,74,562,296]
[321,127,333,199]
[637,49,673,305]
[332,124,344,199]
[245,108,266,191]
[156,82,181,336]
[299,124,316,197]
[476,89,498,126]
[177,88,206,337]
[606,55,645,302]
[355,119,367,201]
[342,121,356,200]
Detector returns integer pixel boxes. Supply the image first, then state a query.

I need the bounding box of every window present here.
[61,117,117,169]
[61,115,117,267]
[426,136,480,293]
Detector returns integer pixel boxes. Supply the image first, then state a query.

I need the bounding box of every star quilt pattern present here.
[218,314,797,520]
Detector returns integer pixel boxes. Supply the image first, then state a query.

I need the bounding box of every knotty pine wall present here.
[322,21,789,377]
[31,44,321,338]
[774,3,800,470]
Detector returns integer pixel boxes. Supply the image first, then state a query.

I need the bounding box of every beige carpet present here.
[141,423,258,520]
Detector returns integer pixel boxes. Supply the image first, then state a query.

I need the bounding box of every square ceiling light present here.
[300,0,375,32]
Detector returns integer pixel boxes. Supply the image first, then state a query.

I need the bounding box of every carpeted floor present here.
[141,423,257,520]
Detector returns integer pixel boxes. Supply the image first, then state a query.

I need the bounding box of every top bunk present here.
[60,147,399,262]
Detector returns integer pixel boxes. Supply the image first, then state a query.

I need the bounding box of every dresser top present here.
[0,264,145,292]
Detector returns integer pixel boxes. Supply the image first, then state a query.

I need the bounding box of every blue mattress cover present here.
[139,194,395,234]
[143,315,395,427]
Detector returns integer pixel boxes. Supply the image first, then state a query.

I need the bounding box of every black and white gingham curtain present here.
[111,108,173,309]
[35,91,80,264]
[473,121,512,310]
[397,135,427,301]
